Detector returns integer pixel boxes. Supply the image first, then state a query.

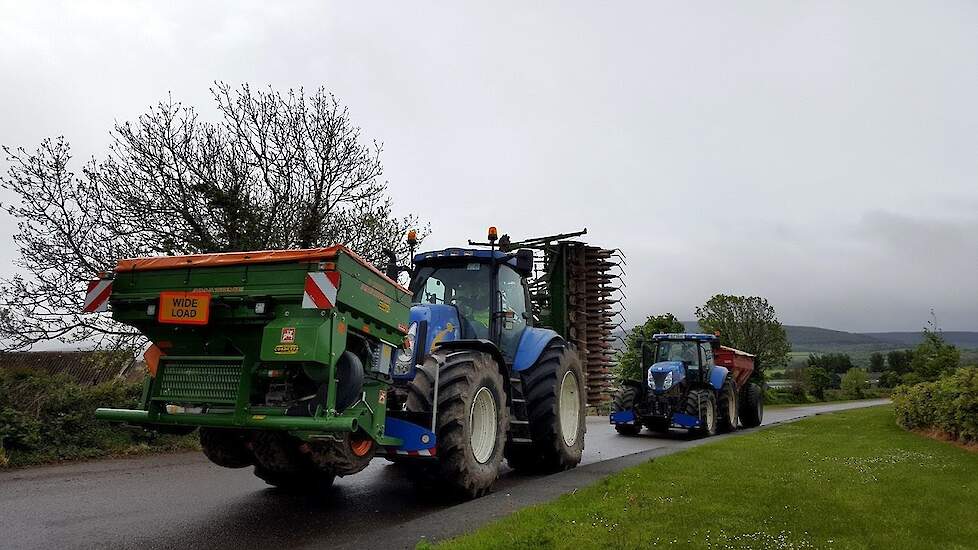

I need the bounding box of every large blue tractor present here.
[609,333,763,437]
[383,228,615,498]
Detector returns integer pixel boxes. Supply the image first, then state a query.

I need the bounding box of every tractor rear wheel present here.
[506,340,586,473]
[739,382,764,428]
[717,379,738,433]
[685,389,718,436]
[611,385,643,436]
[405,349,509,499]
[200,428,253,469]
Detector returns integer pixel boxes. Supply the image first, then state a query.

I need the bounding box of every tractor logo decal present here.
[273,344,299,355]
[280,327,296,343]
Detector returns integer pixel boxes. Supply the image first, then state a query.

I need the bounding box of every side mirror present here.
[515,249,534,275]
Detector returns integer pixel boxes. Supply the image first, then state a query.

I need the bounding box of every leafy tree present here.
[869,352,884,372]
[907,327,960,383]
[841,368,869,399]
[616,313,685,381]
[0,83,426,351]
[695,294,791,381]
[806,366,832,400]
[886,350,913,374]
[878,371,902,389]
[807,353,854,377]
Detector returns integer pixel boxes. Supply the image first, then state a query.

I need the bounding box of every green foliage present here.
[432,407,978,550]
[806,366,832,400]
[908,328,961,383]
[879,370,902,389]
[841,368,869,399]
[869,352,884,372]
[695,294,790,380]
[886,350,914,374]
[0,369,196,467]
[893,367,978,443]
[615,313,685,381]
[807,352,854,376]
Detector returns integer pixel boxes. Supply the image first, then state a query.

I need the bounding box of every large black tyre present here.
[739,382,764,428]
[506,340,586,473]
[405,349,509,499]
[717,379,739,433]
[251,431,335,493]
[611,385,643,436]
[200,428,253,469]
[685,389,718,436]
[306,433,377,477]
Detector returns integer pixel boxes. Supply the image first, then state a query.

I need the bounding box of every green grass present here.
[426,407,978,550]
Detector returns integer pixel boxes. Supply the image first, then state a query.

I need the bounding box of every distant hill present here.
[678,322,978,352]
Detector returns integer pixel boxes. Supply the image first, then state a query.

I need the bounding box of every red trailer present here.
[714,345,755,388]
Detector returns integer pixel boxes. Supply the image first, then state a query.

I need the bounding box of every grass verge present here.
[425,406,978,549]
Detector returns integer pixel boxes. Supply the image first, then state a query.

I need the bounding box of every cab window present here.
[497,265,528,359]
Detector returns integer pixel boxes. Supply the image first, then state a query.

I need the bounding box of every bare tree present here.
[0,83,425,351]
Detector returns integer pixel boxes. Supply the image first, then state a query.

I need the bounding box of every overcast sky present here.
[1,1,976,332]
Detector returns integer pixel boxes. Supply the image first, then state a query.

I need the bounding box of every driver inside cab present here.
[455,281,491,339]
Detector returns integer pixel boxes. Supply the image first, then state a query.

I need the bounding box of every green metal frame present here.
[95,248,409,446]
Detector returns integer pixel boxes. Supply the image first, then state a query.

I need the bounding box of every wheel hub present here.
[469,386,498,464]
[558,370,581,447]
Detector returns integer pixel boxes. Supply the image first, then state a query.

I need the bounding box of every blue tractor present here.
[384,228,595,498]
[609,333,763,436]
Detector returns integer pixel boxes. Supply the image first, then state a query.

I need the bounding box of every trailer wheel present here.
[405,349,509,499]
[686,389,718,436]
[611,385,643,436]
[200,428,253,469]
[307,432,377,476]
[739,382,764,428]
[251,432,335,492]
[717,379,738,433]
[506,340,586,473]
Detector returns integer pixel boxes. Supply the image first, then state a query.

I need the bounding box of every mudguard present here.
[512,327,561,372]
[434,339,507,371]
[709,365,730,391]
[409,304,461,359]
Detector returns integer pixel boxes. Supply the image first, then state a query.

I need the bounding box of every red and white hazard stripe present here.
[385,447,437,457]
[302,271,341,309]
[83,279,113,313]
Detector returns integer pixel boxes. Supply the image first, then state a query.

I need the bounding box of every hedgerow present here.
[0,368,197,467]
[893,367,978,444]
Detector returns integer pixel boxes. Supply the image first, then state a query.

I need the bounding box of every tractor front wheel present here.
[611,385,643,436]
[686,389,718,437]
[406,349,509,499]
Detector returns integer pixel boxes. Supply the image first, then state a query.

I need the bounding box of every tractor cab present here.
[643,333,718,392]
[407,247,534,363]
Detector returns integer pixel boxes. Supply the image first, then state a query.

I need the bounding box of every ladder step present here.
[512,398,525,403]
[511,419,529,425]
[509,437,533,444]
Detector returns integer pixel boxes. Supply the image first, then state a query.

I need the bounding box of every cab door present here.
[496,265,529,362]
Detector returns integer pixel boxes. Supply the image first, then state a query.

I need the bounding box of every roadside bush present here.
[0,368,196,467]
[893,367,978,443]
[841,368,869,399]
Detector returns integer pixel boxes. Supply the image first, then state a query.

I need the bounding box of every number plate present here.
[157,291,211,325]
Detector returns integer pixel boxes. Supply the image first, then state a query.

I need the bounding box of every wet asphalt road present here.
[0,400,888,550]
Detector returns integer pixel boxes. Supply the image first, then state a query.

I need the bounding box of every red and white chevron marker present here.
[302,271,341,309]
[83,279,113,313]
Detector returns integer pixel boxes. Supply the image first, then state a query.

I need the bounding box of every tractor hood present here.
[647,361,686,393]
[415,302,460,349]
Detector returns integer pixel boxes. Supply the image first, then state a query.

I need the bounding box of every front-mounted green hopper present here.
[90,246,416,486]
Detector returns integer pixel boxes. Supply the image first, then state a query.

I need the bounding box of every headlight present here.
[661,371,674,390]
[393,323,417,376]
